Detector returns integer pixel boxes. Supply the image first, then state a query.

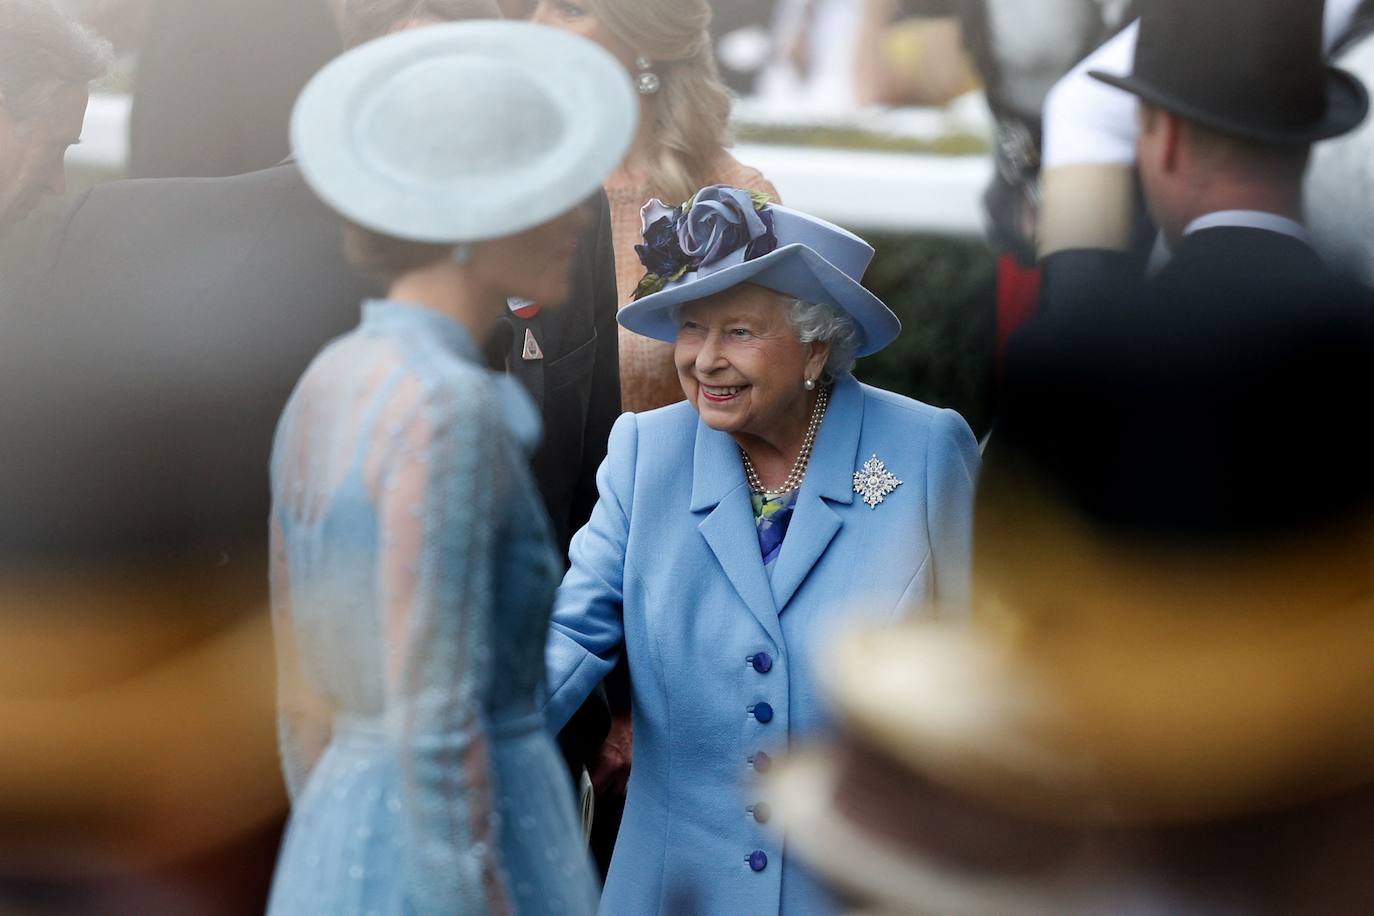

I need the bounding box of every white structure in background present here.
[70,93,992,238]
[70,93,130,172]
[1309,28,1374,287]
[740,142,992,237]
[755,0,861,116]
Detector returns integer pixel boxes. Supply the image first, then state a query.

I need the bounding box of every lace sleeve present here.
[377,375,511,916]
[270,498,333,801]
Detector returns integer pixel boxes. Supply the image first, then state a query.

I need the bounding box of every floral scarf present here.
[751,490,799,572]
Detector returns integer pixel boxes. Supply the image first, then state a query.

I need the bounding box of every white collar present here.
[1183,210,1311,245]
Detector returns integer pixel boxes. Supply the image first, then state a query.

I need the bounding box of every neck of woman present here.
[387,260,506,344]
[736,388,824,494]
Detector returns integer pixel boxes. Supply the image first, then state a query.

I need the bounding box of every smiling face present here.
[0,83,88,237]
[673,284,830,448]
[529,0,637,70]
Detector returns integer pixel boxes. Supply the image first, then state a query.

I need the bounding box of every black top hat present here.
[1090,0,1368,144]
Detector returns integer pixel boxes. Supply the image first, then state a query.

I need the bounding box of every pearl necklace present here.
[741,386,830,499]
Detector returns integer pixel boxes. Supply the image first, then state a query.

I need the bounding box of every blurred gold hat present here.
[815,510,1374,823]
[766,492,1374,914]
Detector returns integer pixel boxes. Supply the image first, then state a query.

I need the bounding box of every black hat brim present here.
[1088,65,1369,144]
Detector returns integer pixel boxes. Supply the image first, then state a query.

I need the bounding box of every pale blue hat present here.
[291,21,636,243]
[617,187,901,357]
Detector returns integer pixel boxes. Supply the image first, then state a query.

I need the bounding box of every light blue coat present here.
[544,375,980,915]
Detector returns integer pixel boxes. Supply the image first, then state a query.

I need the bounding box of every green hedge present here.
[735,122,988,157]
[855,233,996,438]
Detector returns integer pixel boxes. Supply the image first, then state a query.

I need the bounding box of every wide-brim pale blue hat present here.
[618,190,901,357]
[291,21,636,243]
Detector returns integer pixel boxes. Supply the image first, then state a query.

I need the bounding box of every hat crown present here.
[355,58,563,186]
[291,20,637,243]
[770,207,875,282]
[1116,0,1366,141]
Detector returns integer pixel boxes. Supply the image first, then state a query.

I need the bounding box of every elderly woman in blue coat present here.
[544,186,981,915]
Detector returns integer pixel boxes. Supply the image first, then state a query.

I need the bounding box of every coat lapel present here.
[769,376,864,612]
[691,416,785,646]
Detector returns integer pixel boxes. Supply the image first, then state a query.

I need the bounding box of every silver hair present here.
[0,0,110,122]
[783,298,861,382]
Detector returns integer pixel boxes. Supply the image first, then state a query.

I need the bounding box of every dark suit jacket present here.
[1146,226,1374,316]
[26,163,619,560]
[130,0,340,179]
[1004,225,1374,544]
[1041,225,1374,318]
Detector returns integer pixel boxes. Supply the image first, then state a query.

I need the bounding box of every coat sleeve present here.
[924,408,981,616]
[543,411,639,734]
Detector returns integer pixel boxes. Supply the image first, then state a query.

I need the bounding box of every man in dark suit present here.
[1040,0,1374,316]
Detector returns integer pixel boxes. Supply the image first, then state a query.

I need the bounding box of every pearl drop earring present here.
[635,55,661,95]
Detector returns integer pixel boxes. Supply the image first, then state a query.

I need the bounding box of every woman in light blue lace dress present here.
[265,22,635,915]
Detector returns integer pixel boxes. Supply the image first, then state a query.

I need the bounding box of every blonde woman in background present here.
[533,0,780,413]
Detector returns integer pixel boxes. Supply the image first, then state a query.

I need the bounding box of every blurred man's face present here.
[0,83,88,237]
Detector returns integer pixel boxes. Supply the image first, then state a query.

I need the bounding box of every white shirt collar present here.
[1183,210,1312,245]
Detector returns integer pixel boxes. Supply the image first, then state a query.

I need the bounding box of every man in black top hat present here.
[1041,0,1374,315]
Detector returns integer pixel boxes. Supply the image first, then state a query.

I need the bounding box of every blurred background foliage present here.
[735,121,988,156]
[857,233,996,438]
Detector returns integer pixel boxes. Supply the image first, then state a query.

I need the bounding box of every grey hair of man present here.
[340,0,501,47]
[0,0,110,122]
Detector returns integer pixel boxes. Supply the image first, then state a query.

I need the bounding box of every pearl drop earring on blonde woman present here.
[635,55,661,95]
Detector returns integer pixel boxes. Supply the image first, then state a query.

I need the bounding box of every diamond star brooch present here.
[854,454,903,509]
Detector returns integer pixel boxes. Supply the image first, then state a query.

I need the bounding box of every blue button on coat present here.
[544,375,980,916]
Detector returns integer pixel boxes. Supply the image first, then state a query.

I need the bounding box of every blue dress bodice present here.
[267,300,596,916]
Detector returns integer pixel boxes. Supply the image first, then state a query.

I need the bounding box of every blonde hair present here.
[586,0,733,204]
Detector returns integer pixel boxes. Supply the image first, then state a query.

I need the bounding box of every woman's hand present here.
[591,712,634,798]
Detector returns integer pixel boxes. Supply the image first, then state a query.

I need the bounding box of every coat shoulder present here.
[79,163,305,216]
[858,382,946,426]
[857,382,978,454]
[631,399,699,439]
[603,401,695,482]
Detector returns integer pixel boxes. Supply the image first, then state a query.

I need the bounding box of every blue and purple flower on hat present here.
[633,185,777,301]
